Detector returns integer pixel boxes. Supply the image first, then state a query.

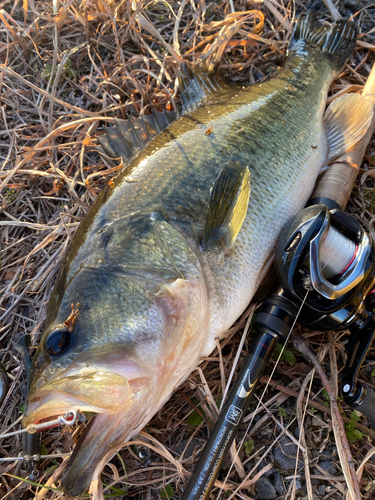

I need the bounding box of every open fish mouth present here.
[23,370,134,429]
[23,369,154,498]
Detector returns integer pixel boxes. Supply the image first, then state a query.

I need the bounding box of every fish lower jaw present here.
[22,393,118,430]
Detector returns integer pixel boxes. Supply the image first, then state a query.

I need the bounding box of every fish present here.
[22,11,372,498]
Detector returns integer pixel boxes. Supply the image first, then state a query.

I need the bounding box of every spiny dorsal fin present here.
[203,164,251,251]
[98,63,228,165]
[324,93,374,163]
[179,62,229,112]
[97,110,178,166]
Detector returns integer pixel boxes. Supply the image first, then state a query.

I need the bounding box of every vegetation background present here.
[0,0,375,499]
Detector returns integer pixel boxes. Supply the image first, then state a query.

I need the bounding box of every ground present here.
[0,1,375,499]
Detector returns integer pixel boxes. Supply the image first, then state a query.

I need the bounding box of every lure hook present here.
[0,410,79,439]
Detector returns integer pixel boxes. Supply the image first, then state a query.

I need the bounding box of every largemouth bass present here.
[23,12,371,497]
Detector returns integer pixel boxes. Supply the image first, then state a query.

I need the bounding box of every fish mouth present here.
[23,369,144,429]
[23,390,107,429]
[23,366,151,497]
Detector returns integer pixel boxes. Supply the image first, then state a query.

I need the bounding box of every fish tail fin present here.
[288,11,357,70]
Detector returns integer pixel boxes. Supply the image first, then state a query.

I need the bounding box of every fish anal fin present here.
[325,93,374,163]
[203,164,251,251]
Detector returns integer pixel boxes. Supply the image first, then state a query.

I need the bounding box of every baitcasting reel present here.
[181,203,375,500]
[274,204,375,427]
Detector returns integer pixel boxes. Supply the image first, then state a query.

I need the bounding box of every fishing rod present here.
[181,72,375,500]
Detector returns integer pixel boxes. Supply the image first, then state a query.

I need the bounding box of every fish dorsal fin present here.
[324,93,374,163]
[97,110,178,166]
[179,62,229,112]
[203,164,251,251]
[98,62,228,165]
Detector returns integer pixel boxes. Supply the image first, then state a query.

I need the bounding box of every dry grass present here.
[0,0,375,499]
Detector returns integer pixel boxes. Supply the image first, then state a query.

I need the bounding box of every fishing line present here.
[217,290,310,499]
[0,453,71,462]
[254,396,306,453]
[226,415,299,500]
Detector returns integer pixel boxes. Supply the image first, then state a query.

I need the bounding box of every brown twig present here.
[294,370,314,500]
[260,376,375,440]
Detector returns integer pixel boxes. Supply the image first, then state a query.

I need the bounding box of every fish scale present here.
[22,12,373,498]
[99,57,331,336]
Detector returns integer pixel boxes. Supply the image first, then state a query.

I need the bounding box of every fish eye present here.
[45,326,71,357]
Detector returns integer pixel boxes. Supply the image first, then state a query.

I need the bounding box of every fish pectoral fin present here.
[325,93,374,163]
[203,164,251,251]
[97,111,178,167]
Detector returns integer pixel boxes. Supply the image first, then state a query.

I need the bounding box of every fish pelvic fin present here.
[288,11,357,71]
[203,163,251,251]
[325,93,375,163]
